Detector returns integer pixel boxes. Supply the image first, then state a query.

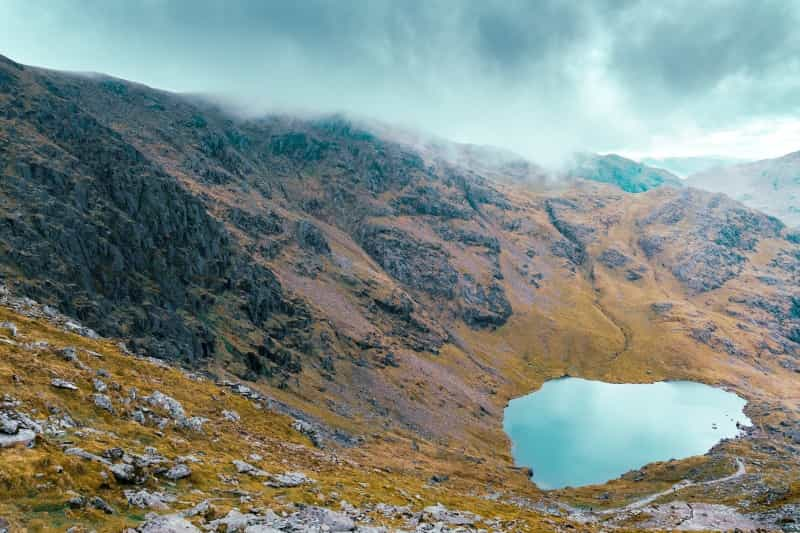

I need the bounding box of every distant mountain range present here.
[566,153,684,193]
[687,151,800,227]
[642,156,746,177]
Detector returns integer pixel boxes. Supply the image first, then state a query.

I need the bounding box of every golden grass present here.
[0,306,567,531]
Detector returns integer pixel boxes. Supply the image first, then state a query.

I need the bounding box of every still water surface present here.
[503,378,750,489]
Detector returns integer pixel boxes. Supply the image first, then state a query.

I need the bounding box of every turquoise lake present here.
[503,378,751,489]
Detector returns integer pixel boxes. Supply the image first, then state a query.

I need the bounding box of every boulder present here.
[0,429,35,448]
[59,347,79,362]
[93,378,108,392]
[93,394,115,413]
[65,447,111,465]
[136,513,200,533]
[163,464,191,480]
[178,416,208,432]
[0,414,19,435]
[266,471,314,488]
[50,378,78,391]
[222,410,240,422]
[207,509,264,531]
[144,391,185,420]
[90,496,114,514]
[233,460,268,477]
[110,463,136,484]
[125,489,176,510]
[421,503,479,527]
[0,321,17,337]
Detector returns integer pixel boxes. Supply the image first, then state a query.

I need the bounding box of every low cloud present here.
[2,0,798,164]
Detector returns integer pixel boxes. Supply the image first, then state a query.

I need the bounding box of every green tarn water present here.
[503,378,750,489]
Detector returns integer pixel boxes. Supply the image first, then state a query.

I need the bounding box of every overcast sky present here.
[2,0,799,164]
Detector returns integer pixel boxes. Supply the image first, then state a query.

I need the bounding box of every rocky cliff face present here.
[2,56,800,529]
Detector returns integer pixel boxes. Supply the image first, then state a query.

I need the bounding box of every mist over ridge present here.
[2,0,800,165]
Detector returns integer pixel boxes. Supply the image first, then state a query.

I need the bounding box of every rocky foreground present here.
[0,284,574,531]
[1,276,797,531]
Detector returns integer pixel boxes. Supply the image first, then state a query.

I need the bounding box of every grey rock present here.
[286,506,355,532]
[125,489,176,510]
[103,447,124,460]
[222,410,240,422]
[137,512,201,533]
[422,503,479,527]
[131,409,147,424]
[206,509,280,531]
[145,391,186,420]
[50,378,78,391]
[292,419,324,447]
[460,275,512,329]
[0,429,35,448]
[64,321,100,339]
[93,378,108,392]
[67,494,86,509]
[110,463,136,483]
[90,496,114,514]
[295,219,331,255]
[163,464,192,480]
[638,234,665,258]
[651,302,673,315]
[314,507,356,531]
[598,248,630,268]
[65,447,111,465]
[0,413,19,435]
[178,416,208,432]
[93,393,115,413]
[266,471,314,488]
[180,499,211,518]
[211,510,254,531]
[357,224,458,299]
[393,185,471,219]
[233,459,268,477]
[59,347,79,362]
[0,321,17,337]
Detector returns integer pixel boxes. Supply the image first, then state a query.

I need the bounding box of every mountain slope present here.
[642,156,745,177]
[688,150,800,227]
[1,55,800,529]
[0,287,564,531]
[566,153,684,192]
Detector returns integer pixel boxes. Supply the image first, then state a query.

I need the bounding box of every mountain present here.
[1,55,800,530]
[642,156,746,177]
[566,153,684,192]
[688,151,800,227]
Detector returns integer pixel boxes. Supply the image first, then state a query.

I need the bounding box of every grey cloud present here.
[1,0,798,162]
[608,1,799,95]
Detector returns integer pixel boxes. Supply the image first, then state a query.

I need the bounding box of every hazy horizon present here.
[3,1,799,165]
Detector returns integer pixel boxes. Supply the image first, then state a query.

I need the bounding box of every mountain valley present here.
[1,54,800,531]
